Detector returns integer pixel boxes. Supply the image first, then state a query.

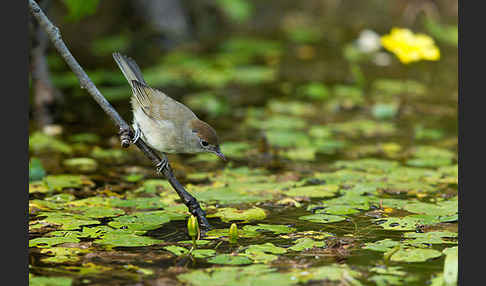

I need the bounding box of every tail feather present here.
[112,52,147,86]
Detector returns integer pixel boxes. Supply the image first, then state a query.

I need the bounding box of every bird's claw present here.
[155,157,169,174]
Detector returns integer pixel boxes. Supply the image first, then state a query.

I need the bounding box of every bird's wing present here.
[131,80,196,123]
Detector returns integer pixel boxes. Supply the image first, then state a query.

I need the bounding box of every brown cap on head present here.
[190,119,220,145]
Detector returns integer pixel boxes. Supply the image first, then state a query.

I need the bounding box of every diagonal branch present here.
[28,0,211,230]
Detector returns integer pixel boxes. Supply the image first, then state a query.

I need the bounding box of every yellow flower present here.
[381,28,440,64]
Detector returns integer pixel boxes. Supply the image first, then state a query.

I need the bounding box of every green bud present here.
[187,215,199,239]
[229,223,238,243]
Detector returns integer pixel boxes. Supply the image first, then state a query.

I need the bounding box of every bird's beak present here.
[212,146,226,161]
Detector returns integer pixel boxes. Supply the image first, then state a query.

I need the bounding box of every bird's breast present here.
[133,108,182,153]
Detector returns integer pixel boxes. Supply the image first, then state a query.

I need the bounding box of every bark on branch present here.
[28,0,211,230]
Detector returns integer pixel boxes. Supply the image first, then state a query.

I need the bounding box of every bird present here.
[112,52,225,172]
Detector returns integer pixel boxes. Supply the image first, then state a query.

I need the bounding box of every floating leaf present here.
[363,239,401,252]
[94,231,163,247]
[403,201,457,216]
[108,211,172,231]
[209,207,267,223]
[44,175,93,192]
[299,214,346,224]
[285,185,338,198]
[389,248,442,262]
[403,231,457,246]
[30,276,72,286]
[243,224,296,234]
[374,216,434,231]
[29,236,80,248]
[443,246,458,285]
[207,254,253,265]
[289,238,325,251]
[164,245,189,256]
[178,265,297,286]
[40,247,89,263]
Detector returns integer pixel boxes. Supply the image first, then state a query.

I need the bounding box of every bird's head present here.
[188,119,225,161]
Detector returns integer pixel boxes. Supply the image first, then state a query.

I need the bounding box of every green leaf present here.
[285,185,339,198]
[389,248,442,262]
[289,238,325,251]
[208,207,267,223]
[363,239,401,252]
[207,254,253,265]
[403,231,458,246]
[108,211,172,231]
[443,246,458,285]
[299,214,346,224]
[29,236,80,248]
[30,276,72,286]
[403,201,457,217]
[164,246,189,256]
[243,224,296,234]
[94,230,163,247]
[44,175,91,191]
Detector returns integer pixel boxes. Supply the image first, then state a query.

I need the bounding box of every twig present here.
[28,0,211,230]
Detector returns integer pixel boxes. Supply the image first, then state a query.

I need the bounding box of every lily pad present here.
[32,212,100,230]
[403,231,458,246]
[443,246,458,285]
[29,236,80,248]
[289,238,325,251]
[108,211,172,231]
[374,216,433,231]
[44,175,93,191]
[389,248,442,262]
[299,214,347,224]
[285,185,338,198]
[403,201,457,216]
[40,247,89,263]
[30,276,73,286]
[363,239,401,252]
[243,224,296,234]
[178,264,297,286]
[94,230,163,247]
[207,254,253,265]
[208,207,267,223]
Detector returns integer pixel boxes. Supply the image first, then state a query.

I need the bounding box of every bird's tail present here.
[112,52,147,87]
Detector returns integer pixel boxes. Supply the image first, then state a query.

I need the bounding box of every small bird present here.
[113,52,225,171]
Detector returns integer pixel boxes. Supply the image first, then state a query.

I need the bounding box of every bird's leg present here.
[131,122,141,144]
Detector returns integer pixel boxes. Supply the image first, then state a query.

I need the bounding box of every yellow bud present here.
[229,223,238,243]
[187,215,198,239]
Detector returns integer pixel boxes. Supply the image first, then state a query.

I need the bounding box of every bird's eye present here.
[201,140,209,147]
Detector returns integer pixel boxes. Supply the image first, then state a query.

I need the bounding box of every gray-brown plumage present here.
[113,52,225,160]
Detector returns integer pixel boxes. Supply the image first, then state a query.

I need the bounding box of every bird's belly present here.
[133,112,180,153]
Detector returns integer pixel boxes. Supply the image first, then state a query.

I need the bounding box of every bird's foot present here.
[118,126,132,148]
[155,156,169,174]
